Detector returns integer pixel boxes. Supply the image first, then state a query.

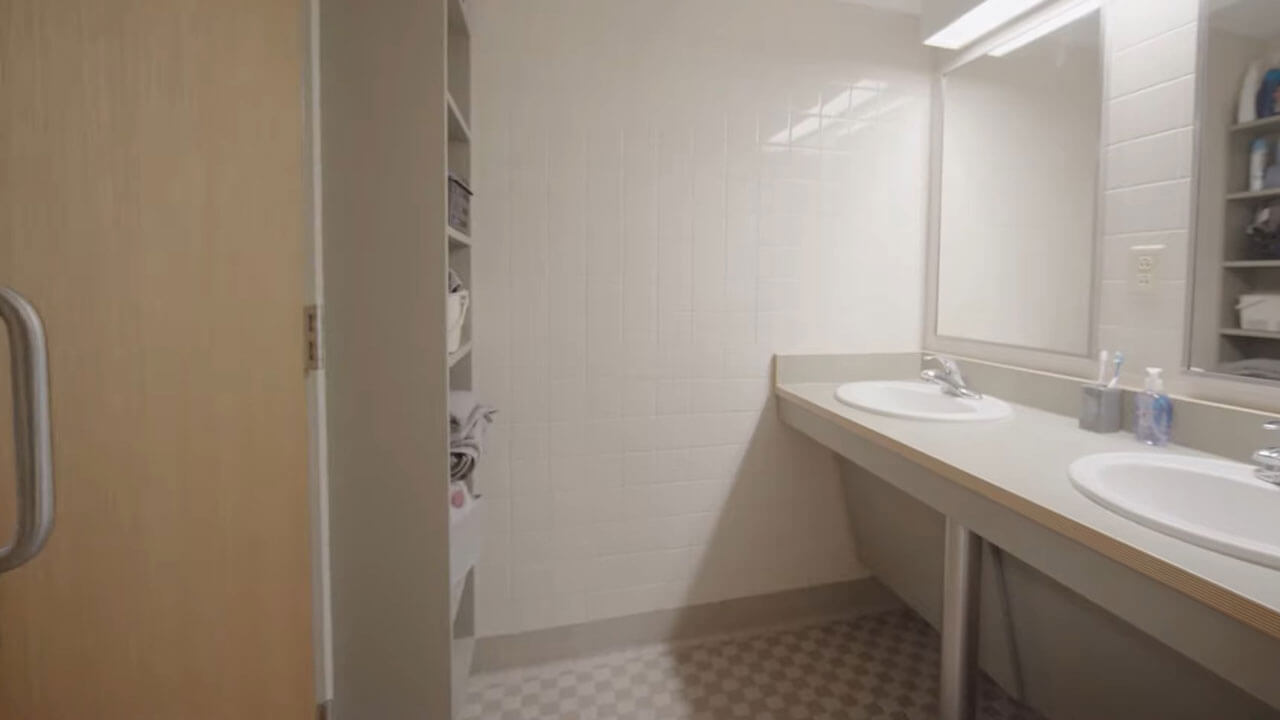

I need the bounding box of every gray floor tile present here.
[463,609,1041,720]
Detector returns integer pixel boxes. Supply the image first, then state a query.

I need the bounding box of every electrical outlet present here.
[1129,244,1165,293]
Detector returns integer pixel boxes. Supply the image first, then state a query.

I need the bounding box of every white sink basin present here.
[1069,453,1280,569]
[834,380,1012,422]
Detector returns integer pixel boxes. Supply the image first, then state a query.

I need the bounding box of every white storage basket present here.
[1238,293,1280,333]
[447,289,470,352]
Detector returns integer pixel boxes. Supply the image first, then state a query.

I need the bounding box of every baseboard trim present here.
[472,578,901,673]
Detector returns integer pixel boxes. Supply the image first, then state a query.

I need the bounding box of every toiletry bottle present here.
[1241,61,1262,124]
[1135,368,1173,447]
[1251,138,1269,192]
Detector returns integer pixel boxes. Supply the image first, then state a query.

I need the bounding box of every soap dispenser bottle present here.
[1135,368,1172,447]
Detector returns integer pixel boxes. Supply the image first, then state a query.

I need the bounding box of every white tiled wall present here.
[469,0,932,636]
[1097,0,1200,384]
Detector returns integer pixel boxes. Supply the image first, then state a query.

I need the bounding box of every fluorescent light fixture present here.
[923,0,1050,49]
[988,0,1100,56]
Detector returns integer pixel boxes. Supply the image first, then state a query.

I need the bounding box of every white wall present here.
[470,0,933,636]
[937,25,1101,354]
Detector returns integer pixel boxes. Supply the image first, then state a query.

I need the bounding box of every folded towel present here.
[1219,358,1280,381]
[449,391,496,482]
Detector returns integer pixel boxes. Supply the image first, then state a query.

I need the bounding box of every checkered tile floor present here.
[463,609,1042,720]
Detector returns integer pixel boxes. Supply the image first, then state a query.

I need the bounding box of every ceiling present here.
[836,0,924,15]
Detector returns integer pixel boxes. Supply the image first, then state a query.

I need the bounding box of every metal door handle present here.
[0,288,53,574]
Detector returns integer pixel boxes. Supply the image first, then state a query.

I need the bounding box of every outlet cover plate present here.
[1129,244,1166,293]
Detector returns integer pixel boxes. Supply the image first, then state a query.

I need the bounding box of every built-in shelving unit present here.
[1210,176,1280,364]
[1213,138,1280,364]
[445,0,477,713]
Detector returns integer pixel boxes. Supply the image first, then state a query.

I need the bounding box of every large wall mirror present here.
[1189,0,1280,383]
[930,4,1103,360]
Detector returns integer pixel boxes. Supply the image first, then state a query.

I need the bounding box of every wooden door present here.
[0,1,315,717]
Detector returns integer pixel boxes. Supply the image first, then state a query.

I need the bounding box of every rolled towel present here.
[1219,358,1280,381]
[449,391,496,482]
[450,444,480,483]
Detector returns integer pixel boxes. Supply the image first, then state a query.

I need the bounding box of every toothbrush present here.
[1107,352,1124,389]
[1096,350,1109,386]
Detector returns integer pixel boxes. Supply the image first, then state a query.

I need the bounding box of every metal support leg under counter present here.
[940,518,982,720]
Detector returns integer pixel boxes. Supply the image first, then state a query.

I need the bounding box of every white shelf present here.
[1224,259,1280,268]
[448,225,472,250]
[1226,188,1280,202]
[447,94,471,144]
[1232,114,1280,135]
[447,0,472,39]
[449,496,485,588]
[450,568,469,626]
[1221,327,1280,340]
[448,341,472,368]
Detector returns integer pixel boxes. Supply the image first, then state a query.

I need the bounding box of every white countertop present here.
[776,381,1280,640]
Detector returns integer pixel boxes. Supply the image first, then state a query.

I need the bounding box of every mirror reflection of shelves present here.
[1221,327,1280,340]
[1191,2,1280,381]
[1223,259,1280,268]
[1233,113,1280,135]
[1226,187,1280,201]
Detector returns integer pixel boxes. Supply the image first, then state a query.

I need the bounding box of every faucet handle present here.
[1255,421,1280,485]
[1254,447,1280,482]
[924,354,960,375]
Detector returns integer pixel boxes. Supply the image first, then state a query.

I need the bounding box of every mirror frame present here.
[922,1,1109,379]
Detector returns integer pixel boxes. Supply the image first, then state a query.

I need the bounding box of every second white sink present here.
[834,380,1012,422]
[1070,452,1280,570]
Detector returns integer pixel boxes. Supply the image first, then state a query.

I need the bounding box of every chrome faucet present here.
[921,355,983,400]
[1253,420,1280,486]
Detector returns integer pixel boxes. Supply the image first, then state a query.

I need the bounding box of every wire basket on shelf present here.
[448,174,473,235]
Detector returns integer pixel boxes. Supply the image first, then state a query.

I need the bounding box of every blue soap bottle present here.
[1135,368,1172,446]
